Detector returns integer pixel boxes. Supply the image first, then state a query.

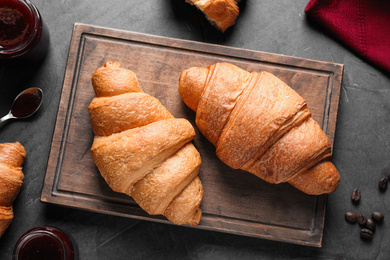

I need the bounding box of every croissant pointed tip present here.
[288,160,340,195]
[187,208,202,227]
[102,61,121,69]
[91,61,142,97]
[179,67,208,112]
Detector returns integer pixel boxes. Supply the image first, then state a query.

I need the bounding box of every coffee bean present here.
[360,228,374,240]
[372,212,384,224]
[351,188,361,203]
[345,212,357,223]
[366,219,376,232]
[358,214,367,227]
[379,178,388,191]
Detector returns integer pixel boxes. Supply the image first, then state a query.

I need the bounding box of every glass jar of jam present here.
[13,226,75,260]
[0,0,50,64]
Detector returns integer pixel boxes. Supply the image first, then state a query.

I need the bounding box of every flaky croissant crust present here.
[179,62,340,195]
[185,0,241,32]
[89,61,203,226]
[0,142,26,238]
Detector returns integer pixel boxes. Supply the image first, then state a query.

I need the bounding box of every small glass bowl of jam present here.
[0,0,50,64]
[13,226,75,260]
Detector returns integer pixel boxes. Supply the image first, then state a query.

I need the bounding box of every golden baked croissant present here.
[0,142,26,238]
[179,62,340,195]
[88,61,203,226]
[185,0,241,32]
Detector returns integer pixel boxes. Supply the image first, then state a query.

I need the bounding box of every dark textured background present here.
[1,1,390,259]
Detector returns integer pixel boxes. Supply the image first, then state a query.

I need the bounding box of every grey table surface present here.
[1,0,390,259]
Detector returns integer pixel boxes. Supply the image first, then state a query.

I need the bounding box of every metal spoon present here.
[0,88,43,124]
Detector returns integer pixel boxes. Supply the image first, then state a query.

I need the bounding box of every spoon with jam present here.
[0,87,43,124]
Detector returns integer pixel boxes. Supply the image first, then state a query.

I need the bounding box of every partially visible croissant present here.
[185,0,241,32]
[88,61,203,226]
[0,142,26,238]
[179,62,340,195]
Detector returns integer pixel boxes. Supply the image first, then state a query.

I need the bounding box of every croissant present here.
[0,142,26,238]
[178,62,340,195]
[184,0,241,32]
[88,61,203,226]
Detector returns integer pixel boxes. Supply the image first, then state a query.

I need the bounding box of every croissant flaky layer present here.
[0,206,13,238]
[89,61,203,226]
[0,142,26,238]
[179,62,340,195]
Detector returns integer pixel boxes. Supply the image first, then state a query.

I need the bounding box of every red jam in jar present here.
[13,226,75,260]
[0,0,49,64]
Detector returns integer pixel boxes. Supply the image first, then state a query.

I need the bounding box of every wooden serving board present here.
[41,23,343,247]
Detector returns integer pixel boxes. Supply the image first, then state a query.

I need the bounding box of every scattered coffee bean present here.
[379,178,388,191]
[358,214,367,227]
[351,188,361,203]
[372,212,384,224]
[366,219,376,232]
[345,212,357,223]
[360,228,374,240]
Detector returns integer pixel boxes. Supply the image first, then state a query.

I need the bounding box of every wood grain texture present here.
[41,23,343,247]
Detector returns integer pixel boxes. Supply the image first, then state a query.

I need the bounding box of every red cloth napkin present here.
[305,0,390,74]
